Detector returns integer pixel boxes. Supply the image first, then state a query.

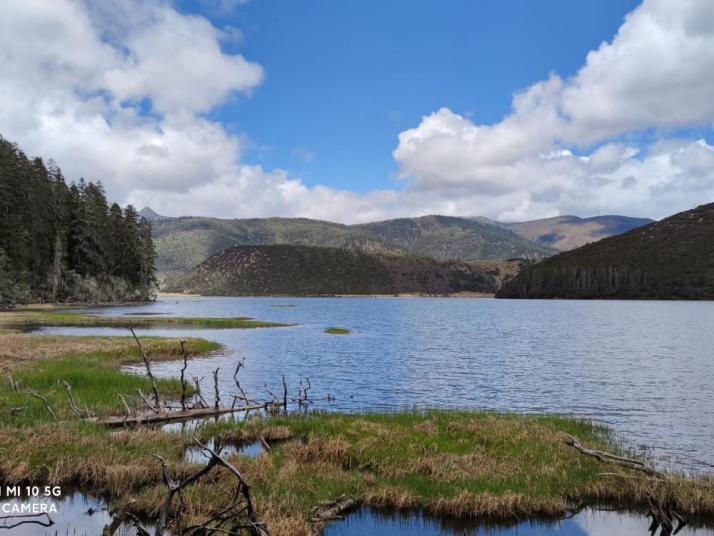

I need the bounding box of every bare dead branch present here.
[213,368,221,410]
[233,359,254,405]
[563,433,661,476]
[118,394,132,416]
[152,436,269,536]
[136,389,155,412]
[309,495,359,535]
[282,375,288,412]
[180,340,189,411]
[29,391,57,420]
[62,380,91,418]
[129,325,160,411]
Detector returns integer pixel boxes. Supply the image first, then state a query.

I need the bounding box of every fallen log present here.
[562,433,661,476]
[92,404,267,427]
[310,495,359,536]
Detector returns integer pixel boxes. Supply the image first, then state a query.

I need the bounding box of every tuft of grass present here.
[0,310,291,329]
[324,326,350,335]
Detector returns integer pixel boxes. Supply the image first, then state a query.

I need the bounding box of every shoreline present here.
[158,291,496,299]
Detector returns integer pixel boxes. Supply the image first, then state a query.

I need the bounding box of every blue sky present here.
[179,0,641,193]
[1,0,713,222]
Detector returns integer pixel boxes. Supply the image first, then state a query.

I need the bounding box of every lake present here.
[43,295,714,474]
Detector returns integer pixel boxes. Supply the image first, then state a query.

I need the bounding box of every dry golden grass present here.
[0,332,219,373]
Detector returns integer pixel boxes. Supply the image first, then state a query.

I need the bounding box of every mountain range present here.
[141,208,651,284]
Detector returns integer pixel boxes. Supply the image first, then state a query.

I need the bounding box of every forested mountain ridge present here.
[0,136,157,306]
[166,245,518,296]
[497,202,714,300]
[150,213,554,283]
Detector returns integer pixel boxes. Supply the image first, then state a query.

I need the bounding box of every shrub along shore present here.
[0,314,712,536]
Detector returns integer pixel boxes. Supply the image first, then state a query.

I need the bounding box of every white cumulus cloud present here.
[1,0,714,224]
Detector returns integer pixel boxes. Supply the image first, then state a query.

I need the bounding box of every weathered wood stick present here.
[563,433,661,476]
[92,404,266,426]
[129,325,161,411]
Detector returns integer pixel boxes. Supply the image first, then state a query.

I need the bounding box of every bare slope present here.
[505,215,653,251]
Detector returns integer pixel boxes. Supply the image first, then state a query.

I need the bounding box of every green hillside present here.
[354,215,554,260]
[497,202,714,300]
[149,212,554,283]
[166,245,518,296]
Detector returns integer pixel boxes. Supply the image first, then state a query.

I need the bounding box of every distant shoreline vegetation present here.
[0,136,158,307]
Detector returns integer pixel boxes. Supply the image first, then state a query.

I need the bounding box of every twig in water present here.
[213,367,221,410]
[179,340,189,411]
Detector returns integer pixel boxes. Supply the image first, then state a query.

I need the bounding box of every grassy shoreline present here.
[0,325,712,535]
[0,309,291,329]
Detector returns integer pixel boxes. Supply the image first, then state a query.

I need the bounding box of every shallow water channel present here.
[324,507,714,536]
[0,492,148,535]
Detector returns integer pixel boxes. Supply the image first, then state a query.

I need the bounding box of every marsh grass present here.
[0,333,218,423]
[185,412,714,534]
[0,310,290,329]
[324,327,351,334]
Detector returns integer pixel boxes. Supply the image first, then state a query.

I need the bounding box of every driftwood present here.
[309,495,359,536]
[563,433,661,476]
[563,433,688,535]
[94,404,267,427]
[154,437,269,536]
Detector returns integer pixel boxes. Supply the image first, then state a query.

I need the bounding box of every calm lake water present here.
[43,295,714,473]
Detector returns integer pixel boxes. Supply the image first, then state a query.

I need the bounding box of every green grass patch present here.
[0,335,218,425]
[324,326,350,334]
[0,310,291,329]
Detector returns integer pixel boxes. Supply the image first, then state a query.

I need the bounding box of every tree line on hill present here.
[0,136,156,306]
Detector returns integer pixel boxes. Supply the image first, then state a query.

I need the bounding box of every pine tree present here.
[0,135,157,306]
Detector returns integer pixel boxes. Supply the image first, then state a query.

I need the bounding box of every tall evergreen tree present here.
[0,135,157,306]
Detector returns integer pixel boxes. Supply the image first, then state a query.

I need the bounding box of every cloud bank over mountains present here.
[1,0,713,222]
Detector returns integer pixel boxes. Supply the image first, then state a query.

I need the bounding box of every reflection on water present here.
[184,439,264,464]
[0,493,147,535]
[40,295,714,473]
[324,508,714,536]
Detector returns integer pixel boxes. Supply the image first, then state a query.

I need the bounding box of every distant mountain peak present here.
[139,207,169,221]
